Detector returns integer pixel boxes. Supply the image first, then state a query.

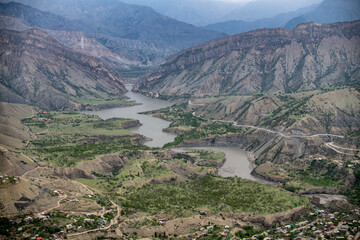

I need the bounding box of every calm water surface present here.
[83,85,255,180]
[173,147,255,180]
[82,85,177,147]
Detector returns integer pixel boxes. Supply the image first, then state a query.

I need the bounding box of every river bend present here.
[83,85,253,180]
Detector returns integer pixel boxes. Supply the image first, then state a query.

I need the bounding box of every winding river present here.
[83,85,254,180]
[82,85,177,148]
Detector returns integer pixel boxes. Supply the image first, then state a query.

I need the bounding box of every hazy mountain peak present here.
[285,0,360,28]
[219,0,323,22]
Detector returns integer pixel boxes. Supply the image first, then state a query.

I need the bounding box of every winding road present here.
[325,142,359,156]
[193,112,358,155]
[213,119,346,139]
[67,182,122,239]
[34,194,68,218]
[22,165,41,177]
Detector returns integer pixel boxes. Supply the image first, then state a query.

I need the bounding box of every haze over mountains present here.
[285,0,360,29]
[116,0,323,26]
[119,0,242,26]
[205,4,319,35]
[0,0,224,69]
[219,0,323,23]
[206,0,360,35]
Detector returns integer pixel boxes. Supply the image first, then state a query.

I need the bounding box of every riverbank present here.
[142,103,358,199]
[81,85,176,148]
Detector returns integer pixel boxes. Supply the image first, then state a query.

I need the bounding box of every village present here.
[181,208,360,240]
[1,172,360,240]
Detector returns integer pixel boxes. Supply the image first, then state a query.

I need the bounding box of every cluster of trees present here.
[121,175,307,217]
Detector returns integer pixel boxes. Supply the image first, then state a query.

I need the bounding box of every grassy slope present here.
[0,102,34,149]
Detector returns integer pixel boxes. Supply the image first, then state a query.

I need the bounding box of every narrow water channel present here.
[83,85,255,180]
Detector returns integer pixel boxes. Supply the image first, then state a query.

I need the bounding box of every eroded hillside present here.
[135,21,360,97]
[0,28,126,110]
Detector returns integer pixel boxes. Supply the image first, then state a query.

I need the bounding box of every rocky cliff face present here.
[0,28,126,110]
[135,21,360,97]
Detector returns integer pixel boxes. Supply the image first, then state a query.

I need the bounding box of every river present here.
[173,147,256,180]
[83,85,254,180]
[82,85,177,148]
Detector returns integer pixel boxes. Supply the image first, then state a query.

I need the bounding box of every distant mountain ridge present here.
[0,2,79,31]
[205,4,318,35]
[118,0,242,26]
[205,0,360,36]
[135,21,360,97]
[219,0,322,22]
[285,0,360,29]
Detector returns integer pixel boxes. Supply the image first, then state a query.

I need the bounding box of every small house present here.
[66,224,73,229]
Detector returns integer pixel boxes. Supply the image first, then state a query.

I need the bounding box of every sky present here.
[215,0,254,2]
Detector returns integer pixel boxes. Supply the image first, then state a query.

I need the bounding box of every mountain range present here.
[119,0,242,26]
[205,4,318,35]
[0,1,224,69]
[1,0,360,110]
[285,0,360,29]
[117,0,323,26]
[135,21,360,97]
[218,0,322,23]
[205,0,360,35]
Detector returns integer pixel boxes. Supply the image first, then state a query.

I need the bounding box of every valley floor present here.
[0,87,359,239]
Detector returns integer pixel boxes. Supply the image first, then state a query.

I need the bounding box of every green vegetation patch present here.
[143,104,206,128]
[117,158,173,182]
[76,157,173,192]
[143,104,244,148]
[165,122,243,147]
[120,175,308,217]
[75,97,140,107]
[259,95,310,128]
[23,112,145,167]
[344,163,360,206]
[23,112,134,136]
[235,225,264,238]
[195,150,224,163]
[27,136,147,167]
[283,159,347,192]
